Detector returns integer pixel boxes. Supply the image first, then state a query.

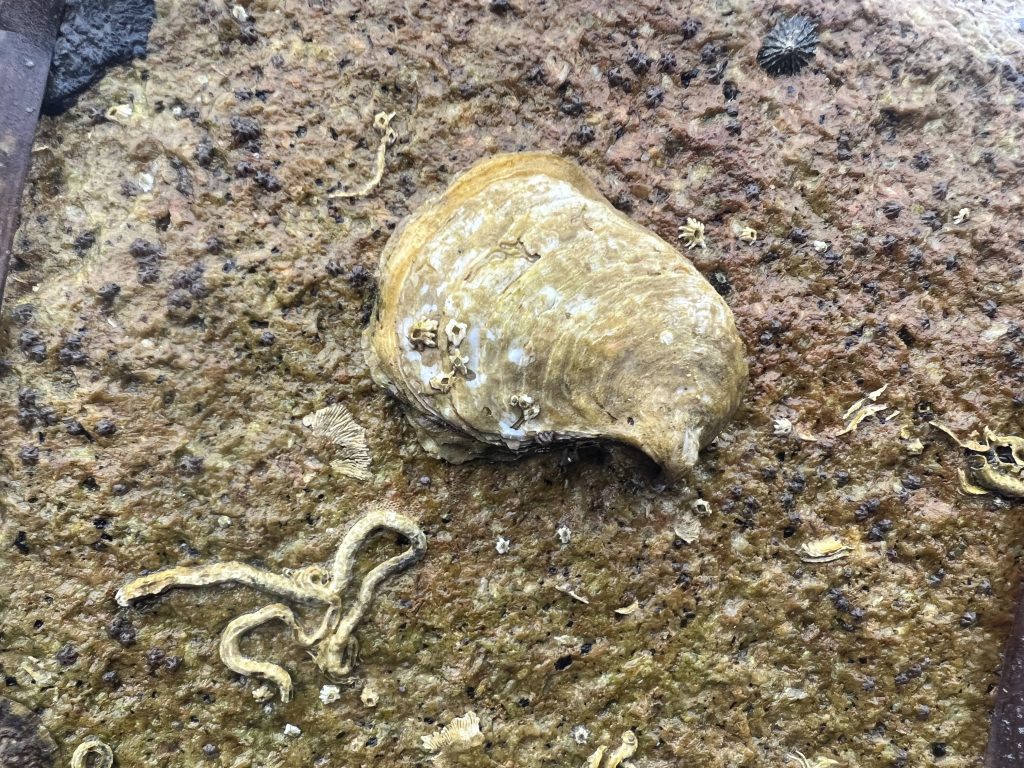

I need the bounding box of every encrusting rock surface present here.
[1,1,1023,766]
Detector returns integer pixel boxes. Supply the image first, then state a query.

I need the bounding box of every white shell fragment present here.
[495,536,511,554]
[283,723,301,737]
[557,584,590,604]
[363,153,747,480]
[421,711,485,754]
[614,600,640,616]
[673,514,701,544]
[799,535,850,563]
[302,403,372,480]
[586,731,639,768]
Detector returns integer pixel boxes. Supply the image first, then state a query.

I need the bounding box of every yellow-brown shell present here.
[363,152,747,479]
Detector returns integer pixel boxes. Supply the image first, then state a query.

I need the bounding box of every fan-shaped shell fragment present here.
[363,152,747,479]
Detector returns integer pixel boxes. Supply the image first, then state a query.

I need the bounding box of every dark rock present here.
[43,0,156,115]
[0,698,57,768]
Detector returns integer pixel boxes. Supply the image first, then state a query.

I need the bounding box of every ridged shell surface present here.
[363,152,747,479]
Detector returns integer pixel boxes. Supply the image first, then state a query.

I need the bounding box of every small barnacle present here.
[445,318,468,348]
[773,417,793,437]
[677,217,707,249]
[495,536,511,554]
[450,352,472,377]
[360,681,379,708]
[811,240,828,253]
[409,318,439,349]
[757,16,819,76]
[535,430,556,446]
[556,525,572,544]
[572,725,591,745]
[302,403,372,481]
[738,226,757,244]
[429,372,454,393]
[509,393,540,428]
[952,207,971,224]
[799,535,850,563]
[692,498,712,516]
[71,738,114,768]
[421,711,484,754]
[319,684,341,704]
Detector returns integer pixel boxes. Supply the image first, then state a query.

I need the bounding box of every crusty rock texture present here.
[0,1,1022,766]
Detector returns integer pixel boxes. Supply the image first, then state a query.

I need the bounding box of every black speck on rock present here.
[625,49,651,76]
[13,531,30,554]
[680,18,702,40]
[573,124,596,145]
[97,282,121,304]
[95,418,117,437]
[18,446,40,466]
[178,455,204,475]
[229,115,262,145]
[43,0,156,115]
[55,644,78,666]
[107,615,137,647]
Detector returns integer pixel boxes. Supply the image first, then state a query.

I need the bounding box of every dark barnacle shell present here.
[757,15,818,76]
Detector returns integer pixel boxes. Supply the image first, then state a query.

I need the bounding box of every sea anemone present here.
[757,15,818,76]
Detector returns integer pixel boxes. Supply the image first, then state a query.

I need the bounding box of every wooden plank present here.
[986,584,1024,766]
[0,0,64,307]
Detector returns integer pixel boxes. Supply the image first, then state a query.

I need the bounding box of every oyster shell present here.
[363,152,746,479]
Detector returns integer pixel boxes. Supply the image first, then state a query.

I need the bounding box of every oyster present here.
[363,152,746,479]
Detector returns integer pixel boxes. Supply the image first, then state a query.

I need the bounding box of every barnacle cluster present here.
[931,422,1024,498]
[409,317,439,349]
[302,403,372,481]
[757,16,819,76]
[116,505,427,701]
[509,393,540,429]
